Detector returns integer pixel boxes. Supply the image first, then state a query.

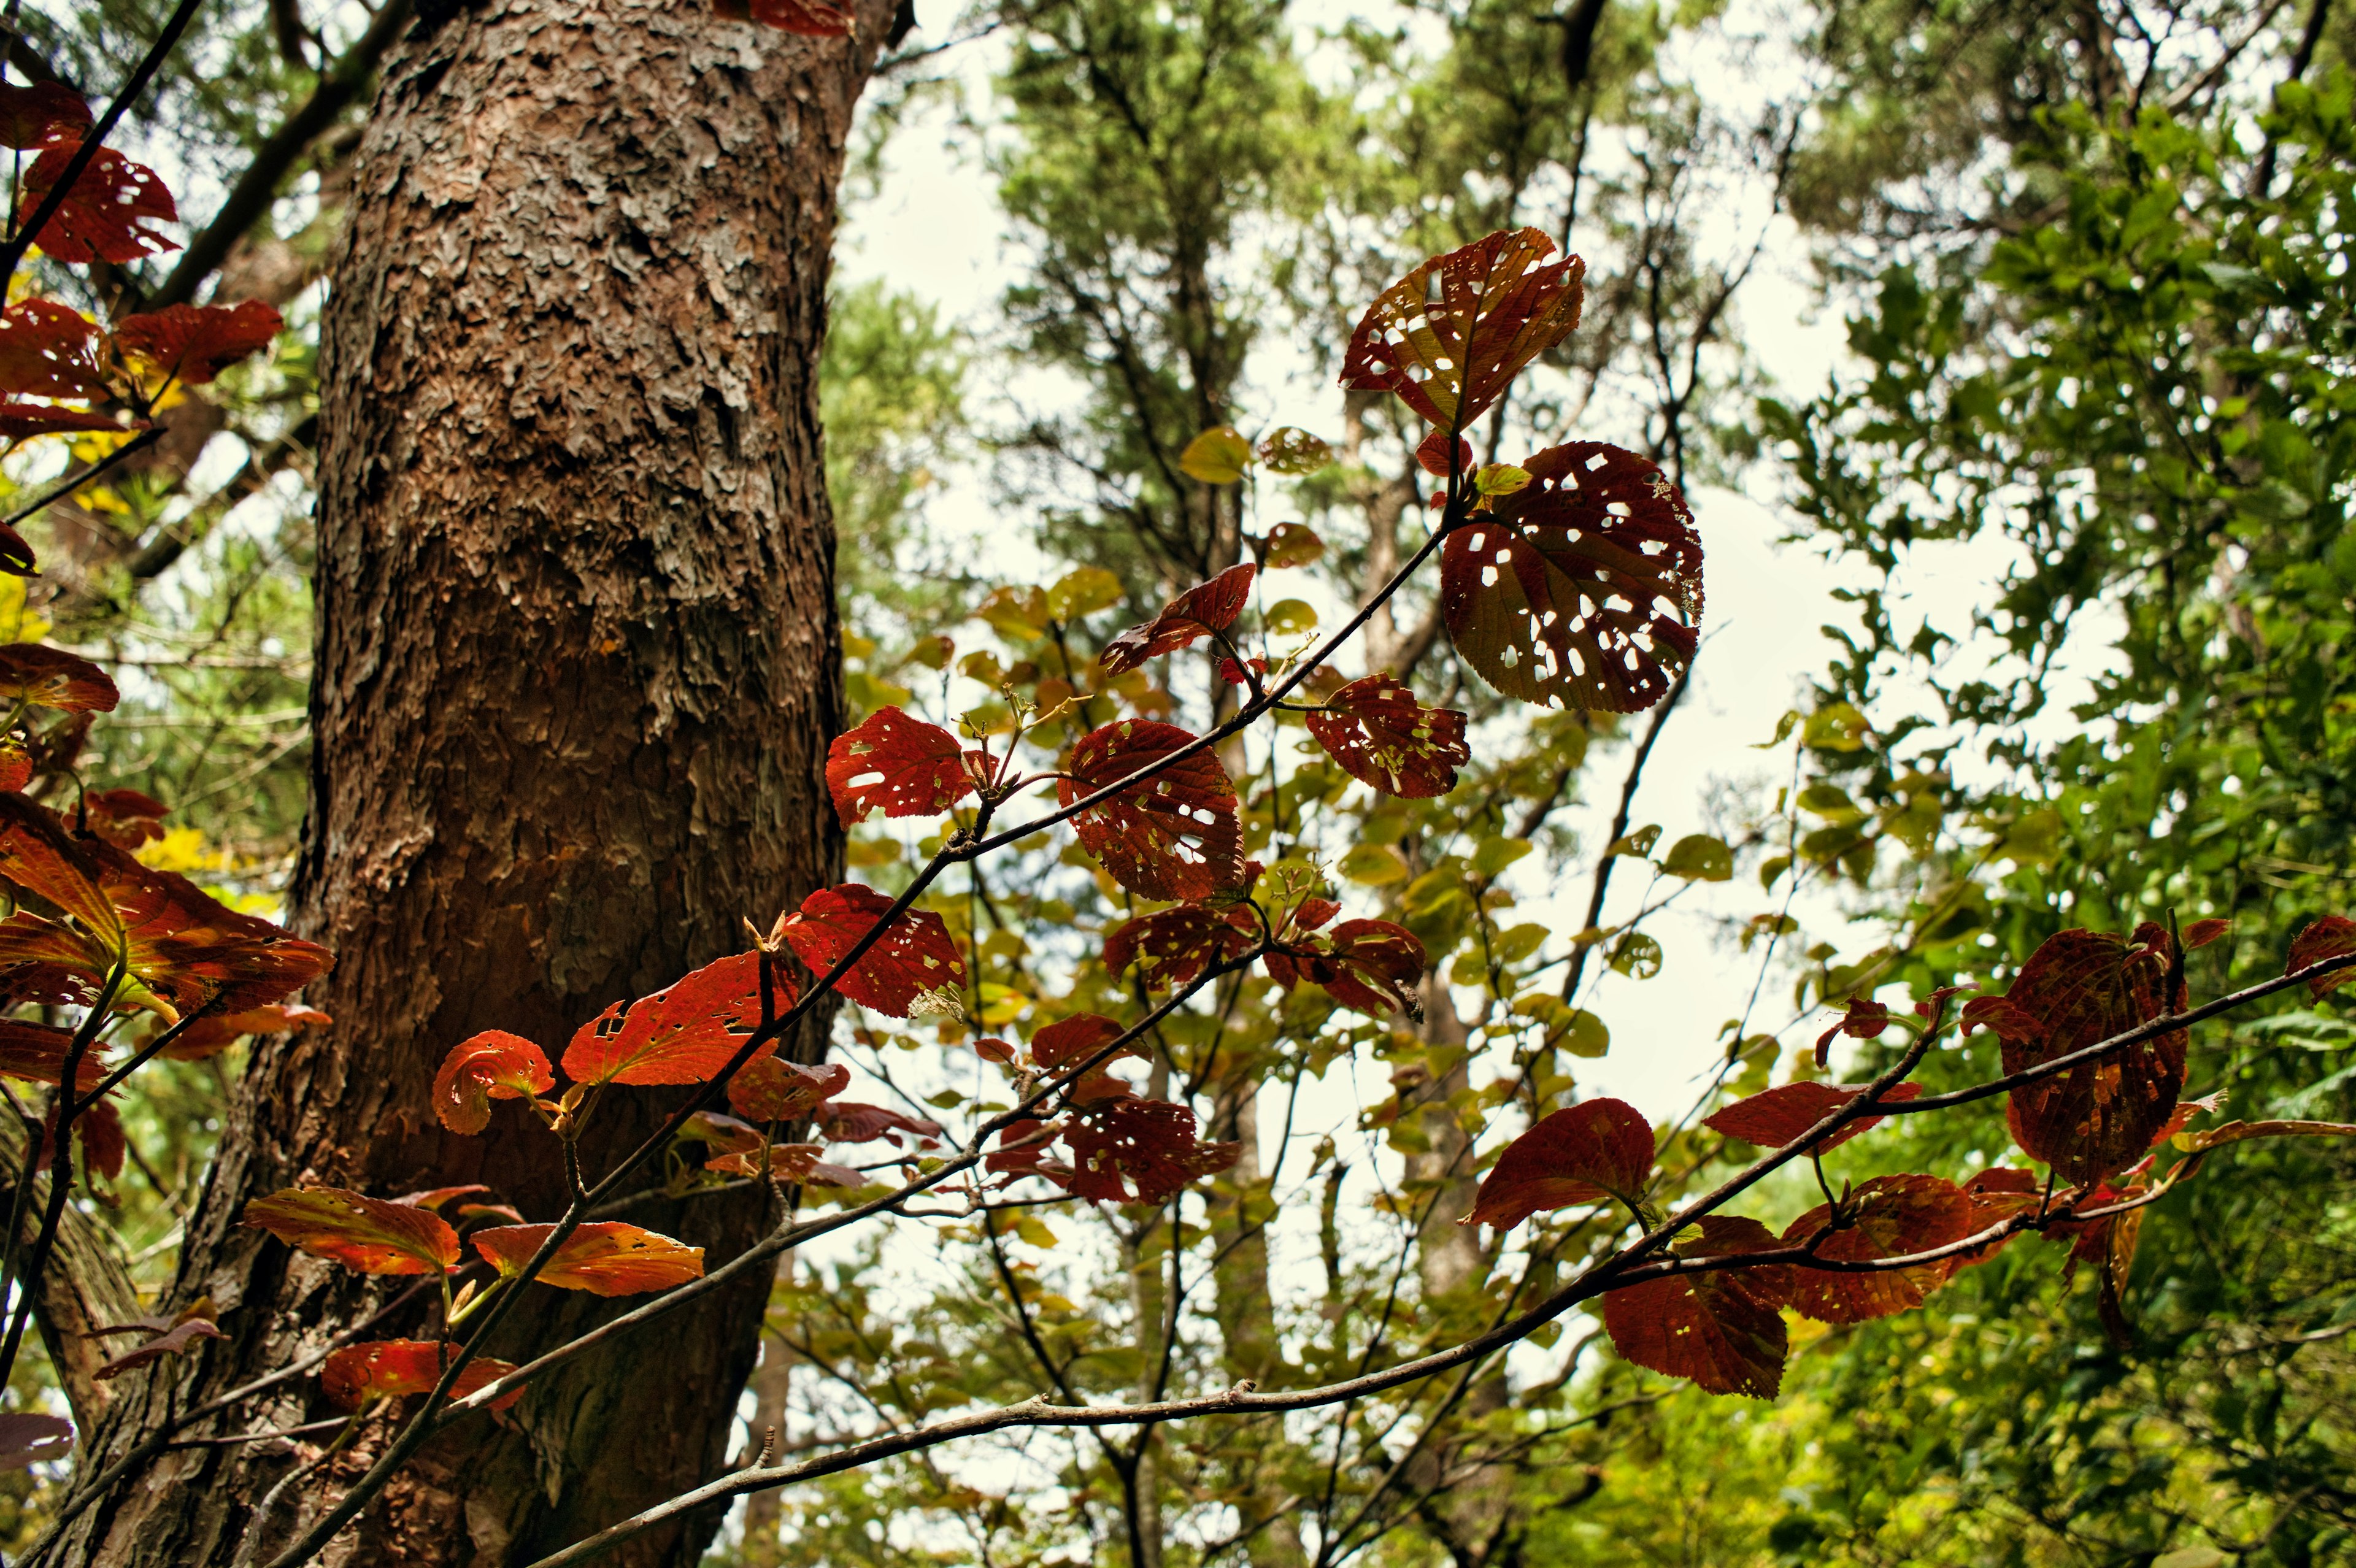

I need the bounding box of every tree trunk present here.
[64,0,888,1561]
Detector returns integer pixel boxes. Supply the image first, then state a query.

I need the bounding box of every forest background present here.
[3,0,2354,1564]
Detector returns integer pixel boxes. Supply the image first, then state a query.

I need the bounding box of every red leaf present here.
[0,1412,72,1470]
[777,883,964,1017]
[1061,1097,1239,1205]
[1415,430,1473,477]
[1952,1166,2043,1269]
[320,1340,523,1412]
[1099,565,1257,676]
[706,1142,866,1186]
[433,1030,556,1134]
[0,1018,107,1091]
[0,402,129,441]
[987,1118,1063,1177]
[825,707,976,826]
[2181,917,2231,950]
[1028,1013,1126,1069]
[1780,1173,1974,1323]
[36,1097,125,1181]
[2150,1088,2229,1147]
[727,1057,849,1123]
[0,521,31,577]
[1103,904,1257,992]
[394,1185,493,1213]
[1265,918,1426,1018]
[1442,442,1703,712]
[1305,675,1471,798]
[243,1187,460,1276]
[0,300,105,398]
[2288,915,2356,998]
[472,1222,704,1297]
[93,1315,225,1381]
[1463,1098,1654,1228]
[713,0,855,34]
[1058,721,1244,901]
[560,951,779,1086]
[0,644,118,713]
[1340,227,1586,431]
[1813,996,1893,1067]
[154,1001,331,1063]
[109,301,282,387]
[0,83,91,150]
[79,787,168,848]
[1967,924,2187,1183]
[19,135,179,266]
[819,1101,943,1145]
[1601,1215,1791,1398]
[1703,1081,1923,1153]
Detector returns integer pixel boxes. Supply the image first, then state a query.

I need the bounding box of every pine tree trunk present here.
[63,1,888,1561]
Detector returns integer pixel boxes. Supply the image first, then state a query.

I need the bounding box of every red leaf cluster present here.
[1464,1098,1654,1229]
[1099,564,1257,675]
[1340,227,1586,431]
[777,883,964,1017]
[1306,675,1470,798]
[1058,721,1244,901]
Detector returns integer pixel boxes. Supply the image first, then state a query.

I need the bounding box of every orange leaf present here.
[0,1018,107,1091]
[320,1339,523,1411]
[1059,720,1244,902]
[1305,675,1470,798]
[1780,1173,1974,1323]
[778,883,964,1017]
[1339,227,1585,431]
[471,1222,704,1297]
[561,951,779,1086]
[2287,915,2356,999]
[433,1030,556,1134]
[243,1187,460,1276]
[726,1056,848,1123]
[1601,1215,1790,1398]
[1464,1098,1654,1228]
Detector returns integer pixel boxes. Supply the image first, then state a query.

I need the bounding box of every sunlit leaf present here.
[1339,226,1586,431]
[777,883,963,1017]
[0,644,118,713]
[826,707,977,826]
[1178,425,1253,483]
[0,1018,107,1091]
[320,1339,523,1411]
[1257,428,1332,474]
[562,951,779,1086]
[0,300,105,399]
[155,1001,331,1062]
[109,301,282,386]
[1306,675,1470,799]
[728,1056,849,1123]
[1463,1098,1654,1228]
[1058,720,1245,901]
[244,1187,460,1276]
[472,1222,704,1297]
[1661,834,1732,882]
[1261,521,1323,567]
[433,1030,556,1134]
[1601,1215,1791,1397]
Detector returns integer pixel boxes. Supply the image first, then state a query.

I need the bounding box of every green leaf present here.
[1263,522,1323,569]
[1256,427,1332,474]
[1474,462,1531,495]
[1561,1007,1609,1058]
[1179,425,1253,483]
[1492,922,1548,963]
[1608,932,1662,978]
[1662,834,1732,881]
[1605,824,1661,859]
[1340,842,1409,886]
[1047,567,1123,622]
[1265,598,1319,635]
[1472,836,1533,877]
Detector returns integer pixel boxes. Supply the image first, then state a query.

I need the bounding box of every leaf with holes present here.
[0,1412,71,1470]
[1464,1098,1654,1228]
[706,1141,867,1186]
[1442,442,1703,712]
[1782,1173,1975,1323]
[826,707,977,826]
[36,1097,124,1181]
[1305,675,1469,798]
[1257,428,1331,475]
[1099,566,1258,677]
[1704,1081,1922,1153]
[1340,226,1585,431]
[0,644,118,713]
[18,136,179,265]
[321,1340,523,1411]
[777,883,964,1017]
[713,0,854,33]
[244,1187,460,1276]
[1601,1215,1792,1397]
[1058,721,1244,901]
[0,82,91,149]
[93,1315,225,1381]
[0,300,105,399]
[1028,1013,1130,1070]
[2288,915,2356,998]
[728,1057,849,1123]
[561,951,777,1086]
[473,1222,704,1297]
[1965,924,2187,1183]
[1265,919,1426,1018]
[433,1031,556,1134]
[109,301,282,387]
[1103,904,1257,993]
[1062,1097,1239,1205]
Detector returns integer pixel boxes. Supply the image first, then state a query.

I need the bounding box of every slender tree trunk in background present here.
[66,1,890,1562]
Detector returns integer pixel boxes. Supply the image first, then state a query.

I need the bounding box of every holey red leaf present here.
[0,644,119,713]
[0,82,91,150]
[1339,227,1586,431]
[1063,1097,1240,1205]
[321,1340,523,1412]
[1464,1098,1654,1229]
[1059,721,1245,901]
[19,135,180,266]
[1781,1173,1975,1324]
[1965,924,2187,1184]
[2288,915,2356,998]
[1264,918,1427,1019]
[1104,903,1257,992]
[778,884,964,1017]
[473,1222,704,1297]
[1704,1081,1923,1154]
[1306,675,1471,798]
[561,951,779,1086]
[728,1057,850,1123]
[109,301,282,386]
[1098,564,1258,676]
[1442,442,1703,712]
[1601,1215,1792,1399]
[826,707,977,826]
[243,1187,460,1276]
[433,1030,556,1134]
[0,300,106,399]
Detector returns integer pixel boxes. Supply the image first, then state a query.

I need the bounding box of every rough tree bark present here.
[63,0,893,1561]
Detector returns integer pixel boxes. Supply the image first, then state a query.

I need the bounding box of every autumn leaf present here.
[0,300,106,399]
[819,1101,943,1146]
[1339,226,1586,431]
[1306,675,1471,798]
[561,950,777,1086]
[826,707,979,826]
[706,1141,866,1186]
[36,1097,125,1181]
[777,883,964,1017]
[0,1412,72,1470]
[472,1222,704,1297]
[321,1340,523,1412]
[1058,721,1245,901]
[1062,1097,1239,1205]
[1257,428,1331,474]
[243,1187,461,1276]
[18,135,180,266]
[1441,442,1703,712]
[1965,924,2187,1183]
[728,1056,849,1123]
[1703,1081,1923,1153]
[1099,566,1258,677]
[394,1185,493,1213]
[109,301,283,387]
[0,402,128,442]
[0,644,119,713]
[0,1018,108,1091]
[2287,915,2356,999]
[1781,1173,1975,1323]
[1463,1098,1655,1228]
[78,787,168,848]
[154,1001,330,1063]
[1177,426,1253,483]
[1265,918,1426,1018]
[93,1315,226,1382]
[1601,1215,1792,1398]
[433,1030,556,1134]
[713,0,855,34]
[1027,1013,1129,1070]
[0,82,91,150]
[1103,904,1257,992]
